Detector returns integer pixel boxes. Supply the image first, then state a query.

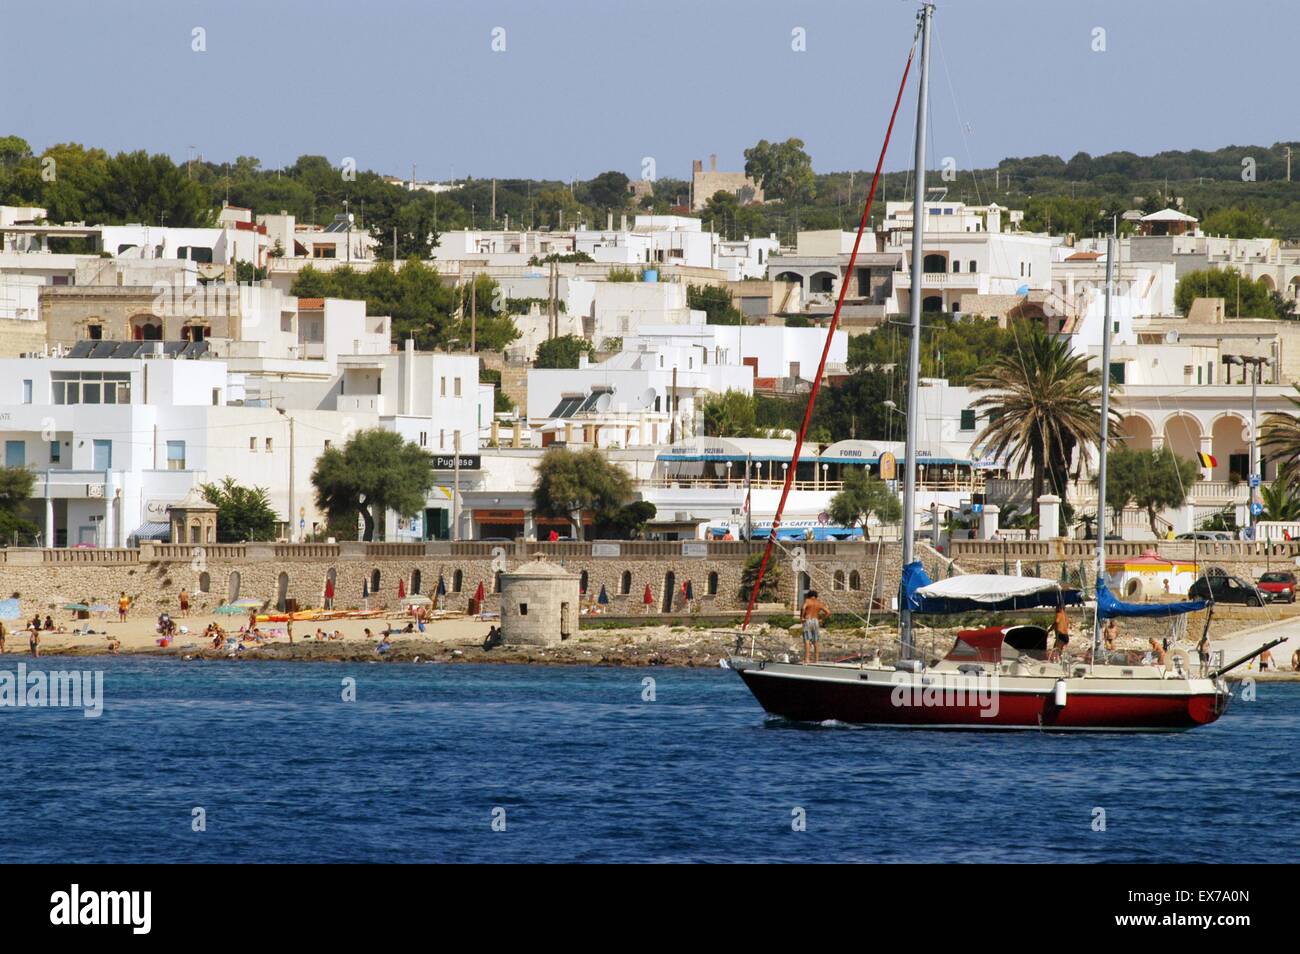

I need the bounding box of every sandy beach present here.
[2,601,1296,678]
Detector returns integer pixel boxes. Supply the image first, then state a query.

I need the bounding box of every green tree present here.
[535,334,594,368]
[699,390,759,437]
[969,323,1110,508]
[743,138,815,204]
[592,500,657,540]
[533,447,634,541]
[583,170,630,209]
[455,273,520,351]
[1261,385,1300,487]
[1259,480,1300,521]
[199,477,278,543]
[311,429,435,541]
[1174,267,1278,318]
[1101,447,1198,535]
[687,283,742,325]
[740,552,783,602]
[0,465,37,545]
[827,469,901,539]
[1200,207,1277,239]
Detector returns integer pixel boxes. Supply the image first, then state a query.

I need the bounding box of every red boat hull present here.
[737,667,1227,732]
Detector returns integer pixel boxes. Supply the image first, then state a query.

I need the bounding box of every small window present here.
[250,436,257,451]
[849,571,862,591]
[212,388,221,406]
[707,571,719,596]
[440,377,447,397]
[1109,362,1125,385]
[166,440,186,470]
[454,377,462,397]
[952,260,961,273]
[968,260,976,272]
[22,379,32,404]
[519,603,528,616]
[87,324,103,340]
[49,440,60,463]
[453,569,463,592]
[960,409,976,431]
[620,570,632,595]
[265,437,273,452]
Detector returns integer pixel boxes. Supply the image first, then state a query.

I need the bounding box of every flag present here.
[1197,451,1217,469]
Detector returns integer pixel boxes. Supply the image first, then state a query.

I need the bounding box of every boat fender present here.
[1053,679,1068,707]
[894,659,923,673]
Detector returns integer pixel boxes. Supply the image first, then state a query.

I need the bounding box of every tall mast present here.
[900,2,933,659]
[1093,224,1116,654]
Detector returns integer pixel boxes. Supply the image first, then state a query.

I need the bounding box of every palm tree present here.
[1259,479,1300,522]
[1261,384,1300,487]
[968,322,1115,509]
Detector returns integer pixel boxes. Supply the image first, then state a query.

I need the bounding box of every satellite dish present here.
[640,387,657,409]
[1165,330,1179,344]
[594,393,612,413]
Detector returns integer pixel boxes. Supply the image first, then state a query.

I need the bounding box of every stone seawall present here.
[0,540,914,620]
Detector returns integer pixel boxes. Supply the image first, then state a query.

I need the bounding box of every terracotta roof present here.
[1065,250,1102,261]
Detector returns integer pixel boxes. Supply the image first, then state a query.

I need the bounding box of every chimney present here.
[709,154,717,172]
[692,159,703,174]
[607,212,613,230]
[620,214,628,231]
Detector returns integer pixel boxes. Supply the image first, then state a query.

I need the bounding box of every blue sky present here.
[2,0,1295,182]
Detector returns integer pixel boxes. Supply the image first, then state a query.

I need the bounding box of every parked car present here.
[1257,571,1298,603]
[1176,531,1234,541]
[1189,574,1266,606]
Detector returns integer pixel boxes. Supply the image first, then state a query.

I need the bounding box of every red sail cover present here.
[945,627,1009,663]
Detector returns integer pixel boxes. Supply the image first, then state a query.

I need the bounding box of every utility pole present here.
[1287,146,1293,183]
[669,365,678,444]
[491,179,496,225]
[287,415,296,542]
[470,270,477,353]
[452,430,462,542]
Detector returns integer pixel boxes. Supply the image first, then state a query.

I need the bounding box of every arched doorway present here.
[923,253,947,273]
[129,314,163,340]
[662,572,675,613]
[922,295,944,312]
[1163,414,1202,468]
[1211,414,1249,482]
[227,571,241,603]
[276,572,289,611]
[1117,414,1155,453]
[198,571,211,594]
[411,569,422,594]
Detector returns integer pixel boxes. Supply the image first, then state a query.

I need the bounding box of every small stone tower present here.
[499,557,580,647]
[168,486,219,546]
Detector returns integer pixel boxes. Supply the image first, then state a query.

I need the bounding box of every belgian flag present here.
[1197,451,1217,468]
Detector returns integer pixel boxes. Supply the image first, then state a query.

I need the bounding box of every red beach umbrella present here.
[398,578,406,599]
[643,583,654,605]
[323,578,334,600]
[474,581,486,603]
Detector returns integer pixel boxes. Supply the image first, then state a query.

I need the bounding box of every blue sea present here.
[1,657,1295,863]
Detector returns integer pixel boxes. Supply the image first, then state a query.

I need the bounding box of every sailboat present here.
[728,4,1278,731]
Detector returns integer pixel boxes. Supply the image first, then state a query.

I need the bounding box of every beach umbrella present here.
[436,575,447,597]
[473,581,485,603]
[324,577,335,601]
[90,603,111,613]
[0,598,21,621]
[233,598,261,608]
[215,604,245,615]
[597,584,609,606]
[402,594,432,606]
[643,584,654,605]
[684,579,694,601]
[362,578,370,599]
[398,578,406,600]
[62,603,90,612]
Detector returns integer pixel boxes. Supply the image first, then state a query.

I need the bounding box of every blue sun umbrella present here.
[62,603,91,612]
[684,579,694,601]
[597,584,609,605]
[436,575,447,597]
[362,578,370,599]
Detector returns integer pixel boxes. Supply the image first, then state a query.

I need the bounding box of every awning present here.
[903,561,1082,614]
[128,522,170,543]
[1096,578,1206,619]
